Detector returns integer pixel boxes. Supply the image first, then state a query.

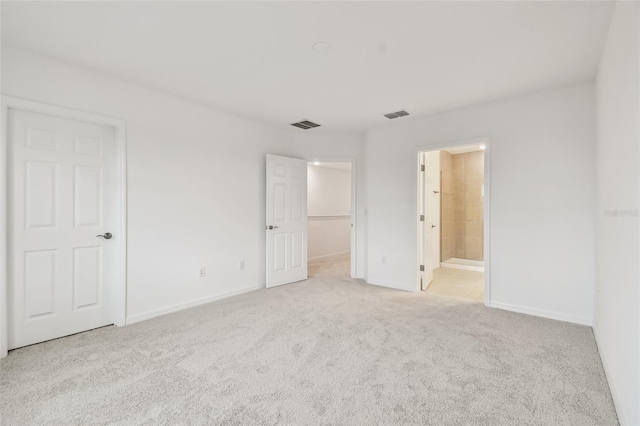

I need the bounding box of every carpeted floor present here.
[0,258,618,425]
[308,252,351,278]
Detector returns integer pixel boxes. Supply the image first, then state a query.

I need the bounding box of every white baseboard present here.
[308,250,350,261]
[440,258,484,272]
[592,327,627,426]
[126,284,264,325]
[491,301,592,326]
[440,262,484,272]
[366,280,414,292]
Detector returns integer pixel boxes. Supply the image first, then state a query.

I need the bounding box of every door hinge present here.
[420,164,425,172]
[420,214,424,221]
[420,265,425,271]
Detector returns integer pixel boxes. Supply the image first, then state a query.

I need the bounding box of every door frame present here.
[304,157,357,278]
[1,96,128,358]
[415,137,491,307]
[418,151,441,290]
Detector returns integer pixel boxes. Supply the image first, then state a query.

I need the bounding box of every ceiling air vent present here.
[291,120,321,130]
[384,110,410,119]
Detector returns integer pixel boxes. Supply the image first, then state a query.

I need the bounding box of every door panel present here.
[26,127,56,151]
[74,133,103,157]
[273,183,286,220]
[291,231,304,269]
[273,233,287,272]
[24,250,56,318]
[25,161,58,228]
[266,154,308,288]
[8,109,116,349]
[291,184,303,220]
[74,166,103,227]
[73,246,102,309]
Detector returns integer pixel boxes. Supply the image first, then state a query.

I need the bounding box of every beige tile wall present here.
[439,150,484,261]
[439,150,455,262]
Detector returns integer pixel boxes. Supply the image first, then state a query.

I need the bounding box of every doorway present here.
[1,97,127,357]
[307,161,353,278]
[418,139,490,304]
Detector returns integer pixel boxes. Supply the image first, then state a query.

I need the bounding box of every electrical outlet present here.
[199,267,205,277]
[238,260,245,270]
[382,256,388,265]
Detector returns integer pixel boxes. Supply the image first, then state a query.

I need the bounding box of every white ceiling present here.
[1,1,614,133]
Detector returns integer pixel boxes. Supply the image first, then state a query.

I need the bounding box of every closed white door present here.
[8,109,116,349]
[265,154,308,288]
[421,151,441,290]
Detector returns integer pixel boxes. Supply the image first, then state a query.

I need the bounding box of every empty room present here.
[1,1,638,425]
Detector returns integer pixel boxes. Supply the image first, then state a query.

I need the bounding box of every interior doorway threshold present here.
[441,257,484,272]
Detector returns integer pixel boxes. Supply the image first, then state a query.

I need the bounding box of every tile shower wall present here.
[440,150,456,262]
[440,150,484,261]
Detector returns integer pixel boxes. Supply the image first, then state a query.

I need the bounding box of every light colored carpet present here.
[1,260,617,425]
[308,252,351,278]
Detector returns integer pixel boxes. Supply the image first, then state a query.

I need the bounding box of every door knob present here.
[433,190,440,194]
[96,232,113,239]
[431,224,437,228]
[266,225,279,230]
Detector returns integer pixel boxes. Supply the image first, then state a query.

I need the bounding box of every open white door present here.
[266,154,308,288]
[420,151,441,290]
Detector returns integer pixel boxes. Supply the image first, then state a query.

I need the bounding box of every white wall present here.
[308,165,351,216]
[366,82,596,324]
[1,47,295,322]
[308,165,351,259]
[308,220,351,259]
[1,47,368,326]
[593,2,640,424]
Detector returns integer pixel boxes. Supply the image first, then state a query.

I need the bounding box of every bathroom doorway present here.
[417,139,490,304]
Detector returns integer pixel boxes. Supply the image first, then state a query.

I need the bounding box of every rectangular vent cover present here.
[291,120,321,130]
[384,110,410,119]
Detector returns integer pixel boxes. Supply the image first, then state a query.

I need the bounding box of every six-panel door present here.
[265,154,308,288]
[8,109,116,349]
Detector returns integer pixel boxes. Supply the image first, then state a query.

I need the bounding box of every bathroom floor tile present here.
[427,267,484,302]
